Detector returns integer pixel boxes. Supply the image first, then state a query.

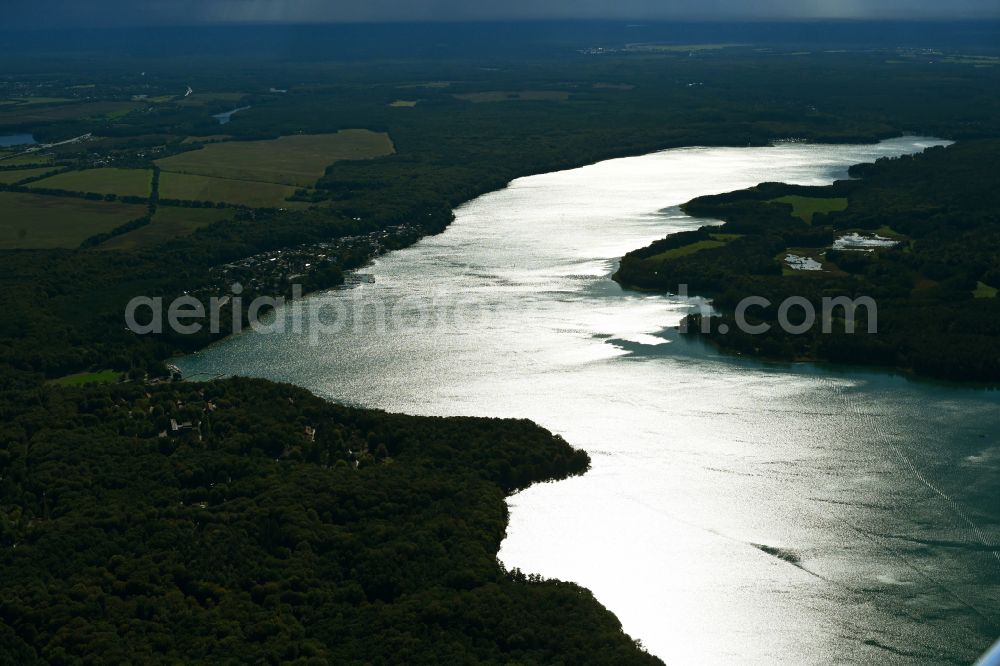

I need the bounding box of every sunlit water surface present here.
[177,137,1000,665]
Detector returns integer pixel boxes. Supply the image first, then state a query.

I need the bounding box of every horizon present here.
[3,18,997,56]
[6,16,1000,28]
[5,0,1000,30]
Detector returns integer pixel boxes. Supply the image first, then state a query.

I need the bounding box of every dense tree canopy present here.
[0,378,661,664]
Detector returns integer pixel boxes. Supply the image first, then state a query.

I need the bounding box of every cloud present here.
[5,0,1000,28]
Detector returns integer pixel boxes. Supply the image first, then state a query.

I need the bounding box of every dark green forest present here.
[2,29,1000,663]
[0,378,664,663]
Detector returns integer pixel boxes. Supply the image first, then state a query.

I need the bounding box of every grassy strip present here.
[771,195,848,223]
[974,281,998,298]
[47,369,121,386]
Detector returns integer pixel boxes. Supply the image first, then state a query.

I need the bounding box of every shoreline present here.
[175,130,916,364]
[152,136,997,663]
[612,138,1000,385]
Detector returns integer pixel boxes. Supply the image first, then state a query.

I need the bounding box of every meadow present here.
[31,167,152,197]
[46,369,121,386]
[772,195,848,223]
[0,100,140,128]
[646,238,728,261]
[0,191,147,249]
[974,281,999,298]
[0,154,53,167]
[158,171,301,208]
[0,166,58,184]
[101,206,232,249]
[155,130,395,187]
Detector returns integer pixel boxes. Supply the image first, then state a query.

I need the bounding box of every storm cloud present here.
[5,0,998,28]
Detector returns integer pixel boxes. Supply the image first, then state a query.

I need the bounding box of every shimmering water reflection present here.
[177,137,1000,665]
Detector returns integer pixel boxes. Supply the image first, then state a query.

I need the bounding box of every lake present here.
[0,133,37,147]
[176,136,999,665]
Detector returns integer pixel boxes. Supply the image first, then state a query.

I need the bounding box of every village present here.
[197,222,421,302]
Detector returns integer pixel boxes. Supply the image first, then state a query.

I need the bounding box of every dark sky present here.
[6,0,999,28]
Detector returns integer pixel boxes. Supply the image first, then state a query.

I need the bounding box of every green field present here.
[389,100,419,107]
[6,96,77,105]
[0,192,148,249]
[155,130,395,187]
[454,90,570,103]
[645,234,739,263]
[647,238,727,262]
[31,167,152,197]
[102,206,231,249]
[874,225,908,240]
[181,134,232,144]
[772,195,848,223]
[0,167,58,184]
[0,101,140,126]
[158,172,302,208]
[0,153,52,167]
[47,369,121,386]
[974,281,999,298]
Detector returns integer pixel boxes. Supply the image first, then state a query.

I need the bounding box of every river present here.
[175,136,999,665]
[212,106,250,125]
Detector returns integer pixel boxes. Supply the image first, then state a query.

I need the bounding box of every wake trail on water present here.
[850,386,1000,567]
[839,385,999,626]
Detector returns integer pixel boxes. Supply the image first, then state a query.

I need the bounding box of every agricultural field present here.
[101,206,231,250]
[155,130,394,187]
[0,153,52,167]
[0,101,140,127]
[389,100,419,107]
[31,167,152,197]
[772,195,848,223]
[454,90,571,103]
[0,191,147,249]
[182,135,232,144]
[158,171,301,208]
[0,167,59,184]
[4,97,77,106]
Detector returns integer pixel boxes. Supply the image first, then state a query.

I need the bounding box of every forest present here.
[615,140,1000,381]
[0,378,662,663]
[1,27,1000,662]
